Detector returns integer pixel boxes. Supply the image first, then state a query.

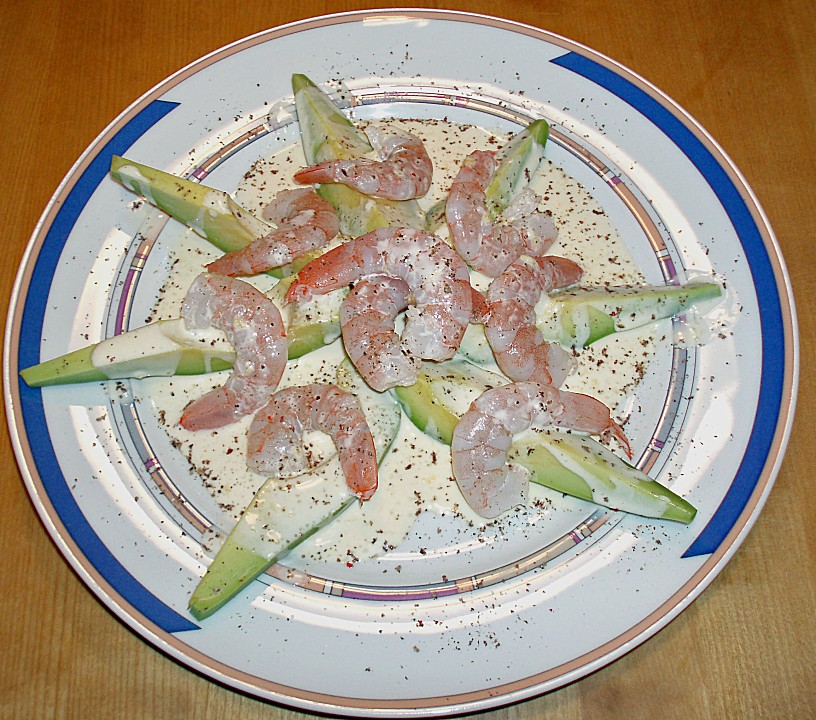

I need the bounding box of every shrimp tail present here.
[535,255,584,289]
[285,241,360,303]
[293,162,348,186]
[180,387,241,431]
[557,390,632,458]
[603,419,632,459]
[470,286,489,323]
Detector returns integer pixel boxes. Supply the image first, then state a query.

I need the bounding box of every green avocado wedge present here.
[20,319,235,387]
[393,360,696,524]
[188,360,401,620]
[111,156,271,255]
[18,302,340,388]
[508,433,695,523]
[485,118,550,216]
[457,280,723,364]
[538,281,723,348]
[188,492,356,621]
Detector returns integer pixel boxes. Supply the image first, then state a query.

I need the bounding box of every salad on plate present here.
[21,73,725,620]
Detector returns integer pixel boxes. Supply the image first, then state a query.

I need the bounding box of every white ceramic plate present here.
[4,9,798,717]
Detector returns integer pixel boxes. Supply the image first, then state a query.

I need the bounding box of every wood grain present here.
[1,1,813,718]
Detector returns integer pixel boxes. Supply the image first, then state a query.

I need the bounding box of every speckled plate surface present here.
[3,9,798,717]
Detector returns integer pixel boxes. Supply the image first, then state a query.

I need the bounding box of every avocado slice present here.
[394,360,695,523]
[188,360,401,619]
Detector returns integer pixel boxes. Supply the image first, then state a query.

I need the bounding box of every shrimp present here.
[247,384,378,500]
[179,273,287,431]
[286,227,473,389]
[206,188,339,276]
[339,275,417,391]
[451,382,631,518]
[484,255,584,387]
[293,126,433,200]
[446,150,558,276]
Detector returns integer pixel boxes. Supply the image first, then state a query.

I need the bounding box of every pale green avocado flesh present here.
[393,362,696,524]
[188,359,401,620]
[541,282,723,348]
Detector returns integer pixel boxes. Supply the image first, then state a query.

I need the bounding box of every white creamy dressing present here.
[115,163,158,205]
[144,120,662,564]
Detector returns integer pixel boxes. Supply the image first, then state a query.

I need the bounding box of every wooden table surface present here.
[1,1,813,718]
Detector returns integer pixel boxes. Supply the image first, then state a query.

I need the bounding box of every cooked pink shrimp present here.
[446,150,559,276]
[485,255,583,387]
[342,278,489,391]
[293,126,432,200]
[287,227,473,388]
[339,275,416,391]
[451,382,631,518]
[206,188,339,276]
[179,273,287,431]
[247,384,378,500]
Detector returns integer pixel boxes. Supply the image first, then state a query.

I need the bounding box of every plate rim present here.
[3,8,799,717]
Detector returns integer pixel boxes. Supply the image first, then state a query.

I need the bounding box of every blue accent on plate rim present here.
[17,99,199,634]
[551,52,785,558]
